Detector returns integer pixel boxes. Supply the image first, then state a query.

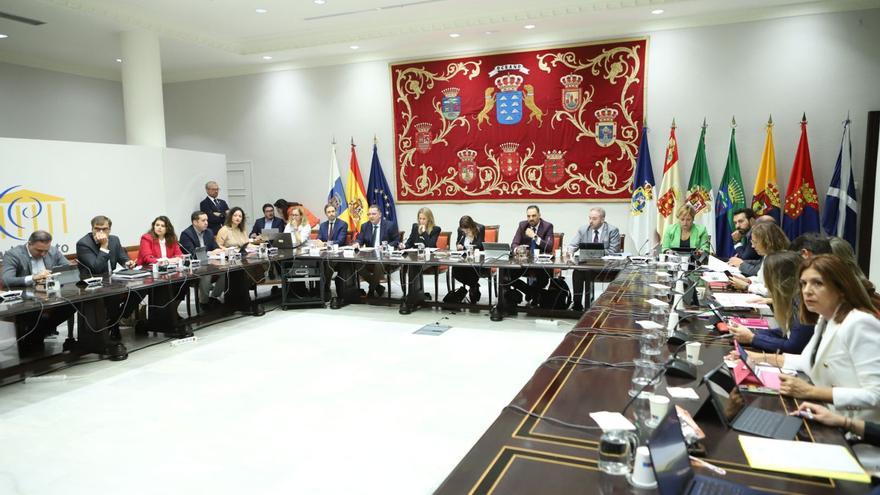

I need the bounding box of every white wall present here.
[0,138,225,253]
[163,9,880,251]
[0,62,125,144]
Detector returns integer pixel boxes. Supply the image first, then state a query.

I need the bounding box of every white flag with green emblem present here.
[686,121,716,252]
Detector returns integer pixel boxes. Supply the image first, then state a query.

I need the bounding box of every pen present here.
[690,456,727,475]
[801,408,814,420]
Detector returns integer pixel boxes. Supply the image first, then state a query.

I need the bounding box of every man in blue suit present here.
[356,205,399,297]
[199,181,229,235]
[179,211,225,307]
[317,203,349,301]
[249,203,285,239]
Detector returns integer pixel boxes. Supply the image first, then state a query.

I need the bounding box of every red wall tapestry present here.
[392,38,647,203]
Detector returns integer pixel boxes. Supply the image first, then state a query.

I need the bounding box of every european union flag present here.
[367,143,397,224]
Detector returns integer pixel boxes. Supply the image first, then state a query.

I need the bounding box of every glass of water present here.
[639,330,663,358]
[629,359,663,397]
[598,429,639,475]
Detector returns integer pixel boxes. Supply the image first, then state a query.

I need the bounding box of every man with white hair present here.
[567,207,620,311]
[199,181,229,234]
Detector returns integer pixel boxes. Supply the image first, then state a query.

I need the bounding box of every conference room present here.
[2,1,880,493]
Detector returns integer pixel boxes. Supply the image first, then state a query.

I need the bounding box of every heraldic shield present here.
[687,187,712,217]
[414,122,432,154]
[441,87,461,120]
[542,150,566,185]
[499,142,521,179]
[560,74,583,112]
[457,149,478,185]
[494,74,523,125]
[594,107,619,147]
[631,183,653,214]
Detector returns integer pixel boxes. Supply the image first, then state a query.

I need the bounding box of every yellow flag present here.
[751,117,781,221]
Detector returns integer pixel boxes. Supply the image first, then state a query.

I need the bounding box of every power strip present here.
[25,374,68,383]
[170,336,199,347]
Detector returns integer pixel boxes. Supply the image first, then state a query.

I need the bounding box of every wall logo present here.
[0,186,68,241]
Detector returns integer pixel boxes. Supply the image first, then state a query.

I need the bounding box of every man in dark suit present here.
[356,204,399,297]
[249,203,286,239]
[199,181,229,234]
[567,207,621,311]
[179,211,225,306]
[728,208,765,276]
[2,230,76,356]
[316,203,350,301]
[504,205,554,308]
[75,215,139,341]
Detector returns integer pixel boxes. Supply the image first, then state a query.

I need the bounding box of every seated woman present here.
[660,204,710,256]
[283,205,312,246]
[728,251,814,354]
[727,222,789,297]
[733,254,880,422]
[217,206,251,249]
[401,207,440,249]
[137,216,184,267]
[447,215,487,305]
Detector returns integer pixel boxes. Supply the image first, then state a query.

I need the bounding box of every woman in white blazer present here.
[735,254,880,422]
[283,205,313,245]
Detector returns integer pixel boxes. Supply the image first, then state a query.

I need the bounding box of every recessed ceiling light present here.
[255,8,268,14]
[651,9,664,15]
[350,45,360,50]
[0,34,8,39]
[314,0,326,4]
[484,31,496,35]
[262,55,273,60]
[115,58,122,63]
[449,33,460,38]
[523,24,536,30]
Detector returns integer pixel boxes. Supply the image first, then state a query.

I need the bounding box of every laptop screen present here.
[649,411,694,495]
[705,366,746,425]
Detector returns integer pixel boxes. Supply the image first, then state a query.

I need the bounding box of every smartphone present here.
[724,270,733,279]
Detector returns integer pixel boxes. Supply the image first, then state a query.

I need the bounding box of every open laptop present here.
[192,246,209,263]
[578,242,605,260]
[51,264,80,286]
[482,242,510,261]
[272,232,297,250]
[703,365,802,440]
[261,228,281,241]
[650,410,769,495]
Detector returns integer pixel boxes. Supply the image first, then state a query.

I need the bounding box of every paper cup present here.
[685,341,702,364]
[628,446,657,488]
[649,395,670,424]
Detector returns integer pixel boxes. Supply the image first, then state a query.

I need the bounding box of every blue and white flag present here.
[327,141,348,217]
[822,117,858,247]
[629,128,657,254]
[367,142,397,224]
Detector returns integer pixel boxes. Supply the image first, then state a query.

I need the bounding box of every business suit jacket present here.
[567,222,621,254]
[200,196,229,234]
[733,231,760,261]
[76,233,130,278]
[511,219,554,254]
[660,223,711,252]
[455,224,485,251]
[179,225,219,254]
[739,258,762,277]
[318,219,348,245]
[358,221,399,248]
[784,309,880,421]
[136,233,184,267]
[2,244,70,288]
[404,224,441,249]
[249,217,285,238]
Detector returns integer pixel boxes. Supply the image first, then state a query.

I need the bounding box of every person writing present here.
[401,207,440,249]
[448,215,487,304]
[660,204,710,256]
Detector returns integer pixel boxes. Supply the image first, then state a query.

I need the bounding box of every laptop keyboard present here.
[692,476,750,495]
[735,406,781,437]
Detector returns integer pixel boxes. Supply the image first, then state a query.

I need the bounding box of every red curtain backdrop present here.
[392,38,647,203]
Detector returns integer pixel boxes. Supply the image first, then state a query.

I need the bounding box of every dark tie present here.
[329,221,334,236]
[373,224,379,247]
[593,230,600,243]
[529,226,537,251]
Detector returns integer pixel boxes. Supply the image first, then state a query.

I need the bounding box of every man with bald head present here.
[199,181,229,234]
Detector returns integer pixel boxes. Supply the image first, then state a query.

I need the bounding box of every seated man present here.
[179,210,226,308]
[1,230,76,356]
[355,205,399,297]
[317,203,349,301]
[567,207,620,311]
[249,203,285,239]
[75,215,140,340]
[504,205,554,308]
[790,232,832,259]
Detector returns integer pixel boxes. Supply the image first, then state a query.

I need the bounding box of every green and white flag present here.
[686,121,715,251]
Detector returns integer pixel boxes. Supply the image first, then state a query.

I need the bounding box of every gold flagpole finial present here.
[767,114,773,127]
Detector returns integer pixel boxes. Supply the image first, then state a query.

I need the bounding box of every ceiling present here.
[0,0,877,82]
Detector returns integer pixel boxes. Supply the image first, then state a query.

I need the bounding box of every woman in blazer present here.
[727,222,790,296]
[283,205,312,246]
[137,216,184,267]
[660,204,710,254]
[734,254,880,422]
[448,215,487,304]
[217,207,251,249]
[401,207,441,249]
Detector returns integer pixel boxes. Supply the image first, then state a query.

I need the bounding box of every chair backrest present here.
[484,225,499,243]
[345,232,354,245]
[437,231,451,250]
[310,228,319,240]
[619,233,626,252]
[553,232,564,252]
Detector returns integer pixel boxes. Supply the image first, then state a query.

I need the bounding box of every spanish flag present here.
[751,116,781,222]
[340,140,369,238]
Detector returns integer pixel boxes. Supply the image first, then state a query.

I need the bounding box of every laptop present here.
[578,242,605,260]
[272,232,297,250]
[51,264,80,286]
[703,365,802,440]
[649,410,769,495]
[482,242,510,261]
[192,246,209,263]
[261,228,281,241]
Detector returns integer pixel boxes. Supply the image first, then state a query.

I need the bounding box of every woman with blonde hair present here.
[728,222,789,295]
[401,207,440,249]
[660,204,711,254]
[283,205,312,245]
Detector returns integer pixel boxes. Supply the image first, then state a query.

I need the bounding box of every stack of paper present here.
[712,292,771,310]
[739,435,870,483]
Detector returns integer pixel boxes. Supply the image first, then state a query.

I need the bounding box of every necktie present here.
[529,226,537,251]
[329,221,334,237]
[373,224,380,247]
[593,230,599,243]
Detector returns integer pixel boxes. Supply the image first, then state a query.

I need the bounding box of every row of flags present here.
[327,139,398,239]
[629,115,859,258]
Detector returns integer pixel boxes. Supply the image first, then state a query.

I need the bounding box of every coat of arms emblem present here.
[542,150,566,185]
[499,142,521,179]
[441,87,461,120]
[414,122,432,154]
[457,149,478,185]
[494,74,523,125]
[560,74,583,112]
[594,107,618,147]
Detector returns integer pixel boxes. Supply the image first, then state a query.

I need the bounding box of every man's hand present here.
[525,228,537,239]
[728,256,743,267]
[213,212,222,217]
[94,231,109,249]
[731,230,742,242]
[125,260,136,269]
[33,270,52,283]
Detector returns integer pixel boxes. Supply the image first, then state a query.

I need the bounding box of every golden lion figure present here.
[523,84,544,126]
[476,88,495,130]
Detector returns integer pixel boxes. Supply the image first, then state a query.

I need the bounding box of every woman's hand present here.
[779,374,816,398]
[456,244,464,250]
[728,274,750,291]
[728,323,754,344]
[789,402,846,428]
[746,296,772,305]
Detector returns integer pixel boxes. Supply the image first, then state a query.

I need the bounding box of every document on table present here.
[712,292,770,309]
[706,255,738,273]
[738,435,870,483]
[590,411,636,431]
[700,272,728,283]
